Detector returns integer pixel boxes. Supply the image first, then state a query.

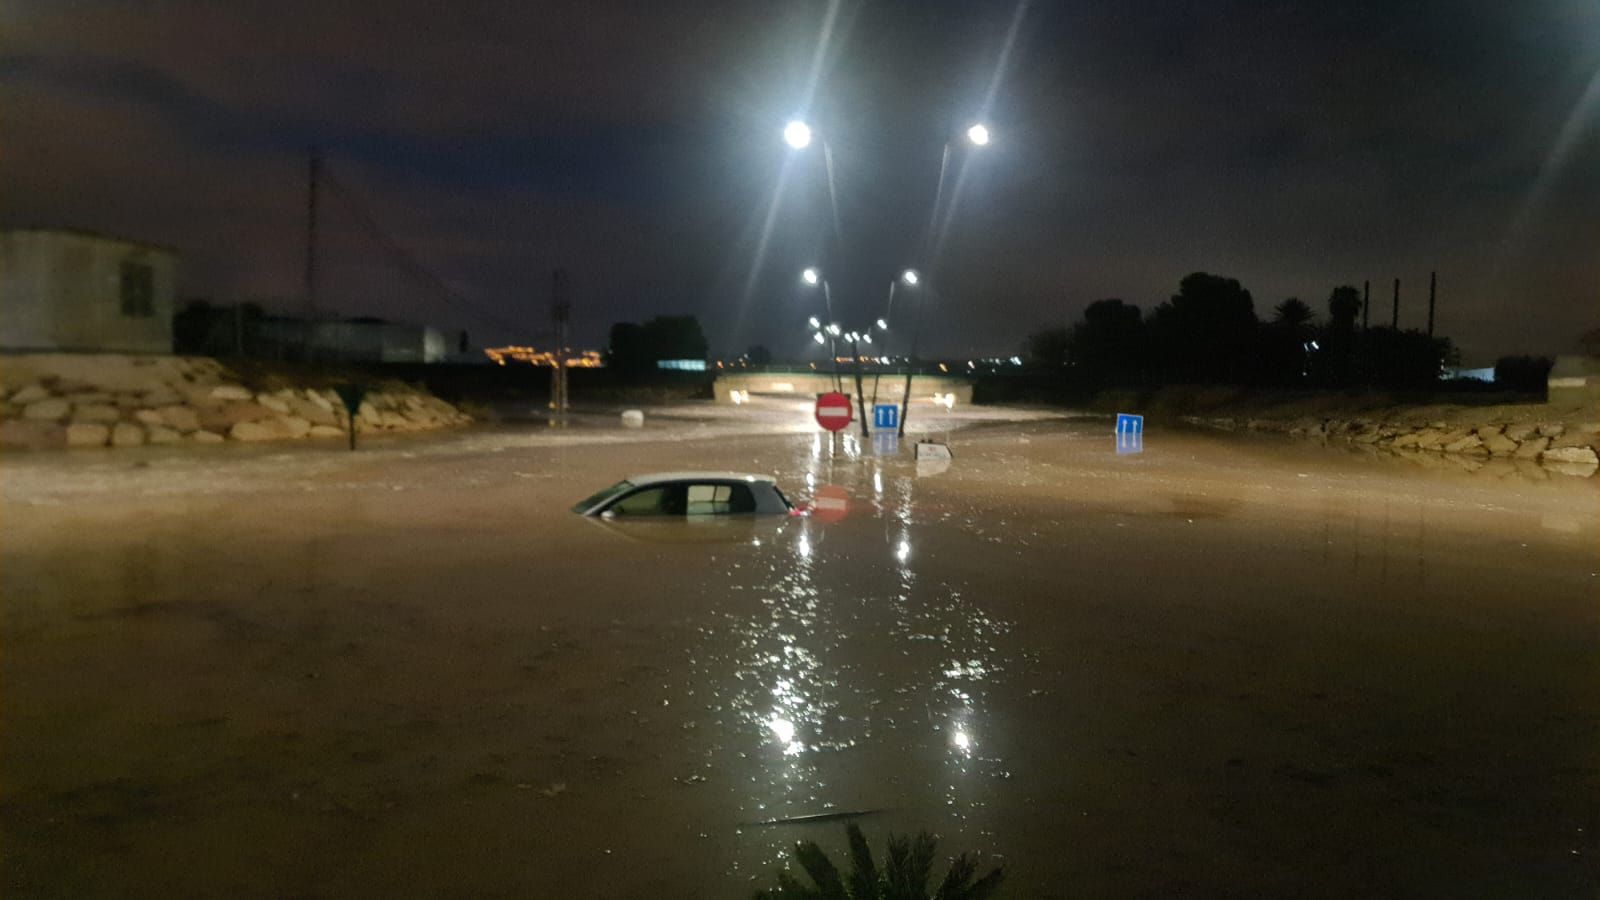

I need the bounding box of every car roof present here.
[623,471,776,487]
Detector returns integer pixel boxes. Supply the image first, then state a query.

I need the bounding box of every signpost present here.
[1115,412,1144,455]
[334,384,367,451]
[814,391,854,433]
[872,403,899,431]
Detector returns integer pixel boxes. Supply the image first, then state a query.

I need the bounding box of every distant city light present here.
[483,346,602,368]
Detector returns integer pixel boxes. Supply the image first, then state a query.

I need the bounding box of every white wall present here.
[0,230,177,353]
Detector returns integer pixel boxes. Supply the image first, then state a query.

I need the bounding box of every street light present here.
[801,267,820,286]
[783,120,813,150]
[876,318,888,330]
[902,269,920,286]
[966,123,991,146]
[808,316,820,329]
[813,332,826,344]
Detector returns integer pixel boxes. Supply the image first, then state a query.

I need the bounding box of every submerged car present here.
[571,472,800,518]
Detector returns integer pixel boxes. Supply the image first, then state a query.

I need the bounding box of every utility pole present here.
[1361,280,1370,331]
[550,269,571,422]
[1391,278,1400,330]
[305,148,321,361]
[1427,270,1437,337]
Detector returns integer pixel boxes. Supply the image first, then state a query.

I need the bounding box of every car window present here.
[608,485,686,516]
[686,482,755,515]
[572,480,633,514]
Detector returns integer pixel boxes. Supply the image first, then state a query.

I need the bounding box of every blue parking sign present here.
[873,404,899,430]
[1115,413,1144,435]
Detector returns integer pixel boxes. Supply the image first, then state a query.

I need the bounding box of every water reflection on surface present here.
[669,436,1030,876]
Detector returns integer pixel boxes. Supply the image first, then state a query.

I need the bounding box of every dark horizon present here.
[3,0,1596,365]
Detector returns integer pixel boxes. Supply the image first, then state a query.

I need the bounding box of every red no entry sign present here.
[811,484,850,523]
[814,391,854,433]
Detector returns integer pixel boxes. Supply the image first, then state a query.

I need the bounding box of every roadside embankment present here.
[1104,386,1599,478]
[0,353,471,451]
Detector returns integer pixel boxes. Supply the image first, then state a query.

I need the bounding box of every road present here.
[3,405,1597,898]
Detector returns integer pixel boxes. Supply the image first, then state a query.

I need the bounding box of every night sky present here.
[4,0,1597,364]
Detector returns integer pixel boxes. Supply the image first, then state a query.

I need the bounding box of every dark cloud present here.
[2,0,1596,363]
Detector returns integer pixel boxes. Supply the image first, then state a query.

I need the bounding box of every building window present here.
[120,262,154,317]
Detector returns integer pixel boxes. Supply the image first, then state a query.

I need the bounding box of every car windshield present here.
[571,480,632,514]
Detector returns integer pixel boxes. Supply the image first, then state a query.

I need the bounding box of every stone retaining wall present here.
[0,353,471,450]
[1180,413,1600,478]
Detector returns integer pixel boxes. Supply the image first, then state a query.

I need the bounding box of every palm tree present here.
[754,824,1004,900]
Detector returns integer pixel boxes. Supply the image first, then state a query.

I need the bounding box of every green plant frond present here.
[961,866,1005,900]
[884,832,939,900]
[883,833,913,899]
[757,826,1004,900]
[767,867,821,899]
[846,824,880,899]
[933,853,978,900]
[794,840,850,900]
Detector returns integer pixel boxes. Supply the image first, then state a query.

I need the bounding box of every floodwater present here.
[3,410,1597,898]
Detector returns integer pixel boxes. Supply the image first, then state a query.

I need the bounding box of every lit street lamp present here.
[801,267,820,286]
[808,316,821,329]
[876,318,888,330]
[966,123,991,146]
[902,268,920,286]
[783,120,813,150]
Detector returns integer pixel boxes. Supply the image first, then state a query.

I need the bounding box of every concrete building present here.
[251,315,451,363]
[0,228,179,353]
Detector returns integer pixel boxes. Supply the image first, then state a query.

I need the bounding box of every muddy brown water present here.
[3,417,1597,898]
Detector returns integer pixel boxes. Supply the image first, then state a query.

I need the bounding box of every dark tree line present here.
[1026,272,1458,390]
[606,315,708,374]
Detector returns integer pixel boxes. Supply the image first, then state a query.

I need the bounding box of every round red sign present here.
[814,391,854,432]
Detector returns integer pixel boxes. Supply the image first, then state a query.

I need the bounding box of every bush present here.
[754,824,1003,900]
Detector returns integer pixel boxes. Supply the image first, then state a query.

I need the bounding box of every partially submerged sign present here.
[1116,431,1143,455]
[1115,413,1144,435]
[334,384,367,451]
[915,441,952,461]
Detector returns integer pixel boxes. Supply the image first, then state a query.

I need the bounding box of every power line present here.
[318,167,534,338]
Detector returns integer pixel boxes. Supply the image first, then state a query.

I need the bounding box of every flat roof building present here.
[0,228,178,354]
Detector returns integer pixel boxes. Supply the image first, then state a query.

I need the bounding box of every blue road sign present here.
[1115,413,1144,435]
[1116,431,1144,455]
[873,404,900,430]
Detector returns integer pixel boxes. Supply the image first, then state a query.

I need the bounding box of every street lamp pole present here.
[897,273,922,438]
